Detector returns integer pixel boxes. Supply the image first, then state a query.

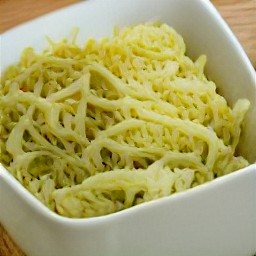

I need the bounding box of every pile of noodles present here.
[0,23,250,218]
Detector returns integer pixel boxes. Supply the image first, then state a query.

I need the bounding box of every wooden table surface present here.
[0,0,255,255]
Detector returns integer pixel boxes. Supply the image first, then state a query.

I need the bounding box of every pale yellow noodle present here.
[0,23,250,218]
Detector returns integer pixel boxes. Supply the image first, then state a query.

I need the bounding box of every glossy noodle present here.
[0,23,250,218]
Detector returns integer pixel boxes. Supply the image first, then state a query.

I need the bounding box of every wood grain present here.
[0,0,255,255]
[213,0,256,67]
[0,224,25,256]
[0,0,78,32]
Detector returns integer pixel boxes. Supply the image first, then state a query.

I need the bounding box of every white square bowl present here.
[0,0,256,255]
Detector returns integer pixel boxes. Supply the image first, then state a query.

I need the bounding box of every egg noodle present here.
[0,23,250,218]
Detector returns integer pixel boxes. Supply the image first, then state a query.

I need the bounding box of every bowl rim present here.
[1,163,256,226]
